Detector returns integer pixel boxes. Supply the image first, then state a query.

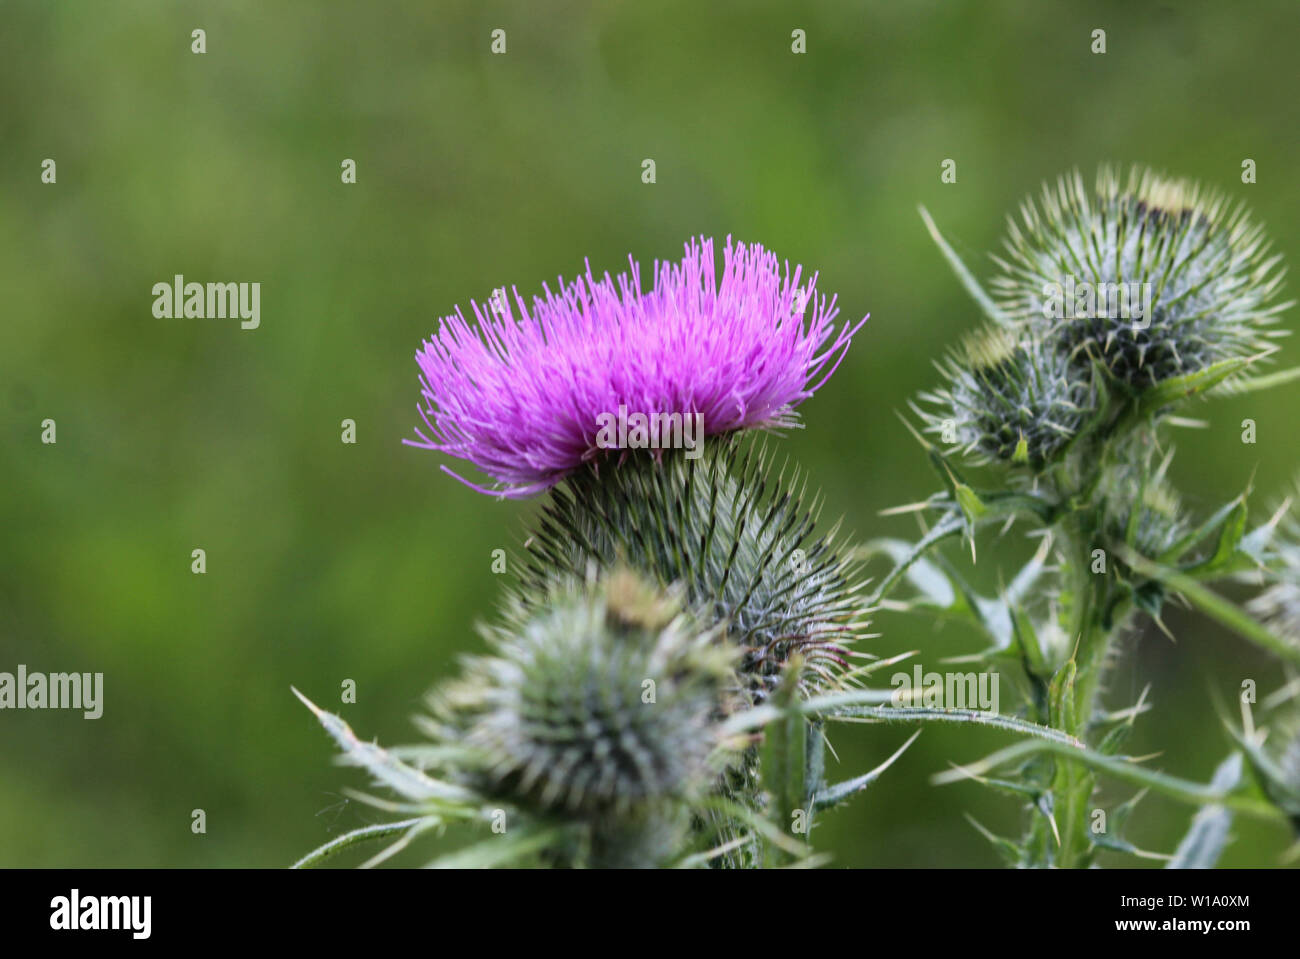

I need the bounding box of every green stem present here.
[1031,519,1115,867]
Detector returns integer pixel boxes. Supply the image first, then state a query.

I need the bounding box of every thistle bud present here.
[437,568,737,824]
[518,438,867,701]
[992,167,1287,391]
[919,324,1093,471]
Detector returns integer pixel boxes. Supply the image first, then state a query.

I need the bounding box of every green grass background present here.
[2,0,1298,866]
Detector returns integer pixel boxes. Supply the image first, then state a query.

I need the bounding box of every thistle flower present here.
[434,567,737,821]
[517,437,866,700]
[991,166,1288,391]
[918,324,1094,470]
[407,236,864,497]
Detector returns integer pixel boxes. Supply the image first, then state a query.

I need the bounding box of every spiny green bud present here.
[436,568,737,820]
[919,324,1093,471]
[516,437,867,701]
[1101,466,1187,559]
[991,166,1288,392]
[1246,486,1300,648]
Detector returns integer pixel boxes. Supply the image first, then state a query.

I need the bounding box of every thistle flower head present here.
[918,324,1094,470]
[407,236,864,497]
[518,438,867,701]
[991,166,1287,391]
[436,567,737,818]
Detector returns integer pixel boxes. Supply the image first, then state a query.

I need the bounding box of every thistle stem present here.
[1021,517,1114,867]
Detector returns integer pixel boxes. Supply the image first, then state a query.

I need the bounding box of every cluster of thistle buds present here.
[296,236,889,869]
[897,165,1300,867]
[920,166,1288,475]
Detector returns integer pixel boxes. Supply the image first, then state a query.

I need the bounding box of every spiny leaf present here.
[1240,498,1292,561]
[1048,658,1077,734]
[939,761,1042,800]
[1095,686,1151,757]
[1135,355,1257,417]
[293,687,473,804]
[862,537,956,609]
[426,827,566,869]
[933,738,1284,823]
[1116,548,1300,667]
[1213,363,1300,396]
[864,514,965,606]
[813,730,921,810]
[1166,754,1243,869]
[721,689,1085,748]
[963,813,1023,866]
[918,205,1012,326]
[1158,492,1249,566]
[291,817,430,870]
[1178,494,1251,576]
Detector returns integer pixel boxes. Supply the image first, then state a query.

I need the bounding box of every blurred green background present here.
[3,0,1298,867]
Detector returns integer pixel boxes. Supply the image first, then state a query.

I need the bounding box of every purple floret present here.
[407,235,866,497]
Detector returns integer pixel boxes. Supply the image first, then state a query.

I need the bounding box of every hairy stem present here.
[1031,518,1114,867]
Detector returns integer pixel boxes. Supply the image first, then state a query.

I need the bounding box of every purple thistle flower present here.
[407,236,866,498]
